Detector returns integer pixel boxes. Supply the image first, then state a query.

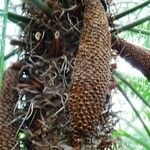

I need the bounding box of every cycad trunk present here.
[112,37,150,80]
[0,67,19,149]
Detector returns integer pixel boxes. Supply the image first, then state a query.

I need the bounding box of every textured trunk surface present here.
[112,37,150,80]
[0,67,19,149]
[68,0,111,144]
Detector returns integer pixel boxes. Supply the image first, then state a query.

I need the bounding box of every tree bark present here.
[112,37,150,80]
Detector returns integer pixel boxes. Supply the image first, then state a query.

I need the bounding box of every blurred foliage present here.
[112,0,150,49]
[113,130,150,150]
[115,72,150,105]
[111,2,150,148]
[0,0,9,89]
[114,72,150,149]
[120,20,150,49]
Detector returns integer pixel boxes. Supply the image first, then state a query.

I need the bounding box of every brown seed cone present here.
[112,37,150,80]
[0,67,19,149]
[68,0,111,142]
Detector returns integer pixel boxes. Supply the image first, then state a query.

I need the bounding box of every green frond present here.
[113,130,150,150]
[0,0,9,90]
[115,72,150,108]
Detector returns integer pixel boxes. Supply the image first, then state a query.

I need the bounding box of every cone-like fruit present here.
[112,37,150,80]
[0,67,19,149]
[68,0,111,141]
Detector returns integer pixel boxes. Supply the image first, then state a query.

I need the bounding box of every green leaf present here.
[113,130,150,149]
[0,0,9,90]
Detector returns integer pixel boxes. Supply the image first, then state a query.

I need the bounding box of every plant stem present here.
[4,49,18,61]
[117,84,150,137]
[8,11,31,23]
[129,28,150,36]
[111,16,150,34]
[113,23,150,36]
[115,72,150,108]
[8,17,26,28]
[0,0,9,90]
[31,0,53,16]
[114,0,150,20]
